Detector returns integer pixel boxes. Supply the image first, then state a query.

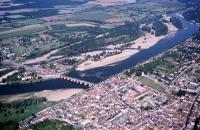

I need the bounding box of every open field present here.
[41,14,74,22]
[13,19,46,27]
[137,76,166,92]
[72,10,116,21]
[0,25,47,39]
[0,93,35,103]
[0,100,56,123]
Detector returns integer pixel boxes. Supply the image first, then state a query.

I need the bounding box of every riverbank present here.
[0,10,198,96]
[0,79,87,95]
[68,11,198,83]
[76,15,178,71]
[0,78,52,86]
[0,88,83,102]
[34,88,83,101]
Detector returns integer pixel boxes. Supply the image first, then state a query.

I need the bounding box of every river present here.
[0,12,199,96]
[68,12,199,83]
[0,79,88,95]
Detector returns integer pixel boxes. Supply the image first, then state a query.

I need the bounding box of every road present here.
[171,62,196,85]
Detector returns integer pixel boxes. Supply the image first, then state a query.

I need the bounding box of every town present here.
[19,32,200,130]
[0,0,200,129]
[19,73,200,130]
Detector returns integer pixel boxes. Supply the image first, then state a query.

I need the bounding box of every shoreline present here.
[0,88,83,102]
[0,78,54,87]
[34,88,83,101]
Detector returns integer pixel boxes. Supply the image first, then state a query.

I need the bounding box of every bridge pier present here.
[60,76,94,87]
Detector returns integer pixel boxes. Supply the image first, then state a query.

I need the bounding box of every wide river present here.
[0,12,199,95]
[68,12,199,82]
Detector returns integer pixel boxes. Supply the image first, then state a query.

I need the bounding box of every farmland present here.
[0,0,186,61]
[0,26,47,39]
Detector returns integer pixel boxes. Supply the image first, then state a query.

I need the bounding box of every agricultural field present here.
[0,26,47,39]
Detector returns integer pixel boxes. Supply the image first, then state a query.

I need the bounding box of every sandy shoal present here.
[34,88,83,101]
[0,88,83,103]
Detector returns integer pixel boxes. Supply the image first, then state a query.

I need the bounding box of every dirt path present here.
[22,49,59,65]
[0,70,18,82]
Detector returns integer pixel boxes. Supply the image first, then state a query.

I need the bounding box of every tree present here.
[170,17,182,29]
[0,121,18,130]
[141,25,151,33]
[20,108,24,114]
[152,21,168,36]
[0,50,3,65]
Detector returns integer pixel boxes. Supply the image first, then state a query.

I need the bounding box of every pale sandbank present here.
[34,89,83,101]
[0,88,83,102]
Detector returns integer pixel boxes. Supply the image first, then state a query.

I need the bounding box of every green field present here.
[28,120,74,130]
[0,27,47,39]
[13,19,46,27]
[0,28,11,33]
[74,10,116,21]
[0,100,56,130]
[137,76,166,92]
[0,101,55,123]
